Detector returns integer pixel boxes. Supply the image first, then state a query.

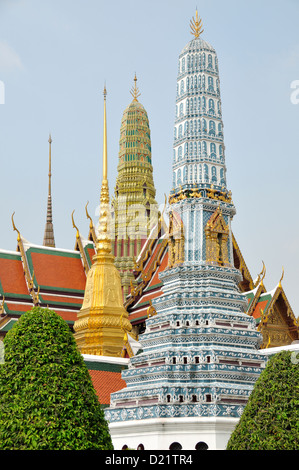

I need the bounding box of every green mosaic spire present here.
[111,76,158,299]
[112,75,157,239]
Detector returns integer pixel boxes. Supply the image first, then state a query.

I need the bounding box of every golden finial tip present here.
[278,267,284,288]
[190,9,204,38]
[130,73,141,102]
[103,84,107,98]
[48,133,52,144]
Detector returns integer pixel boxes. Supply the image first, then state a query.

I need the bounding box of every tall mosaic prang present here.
[106,11,267,451]
[111,75,158,300]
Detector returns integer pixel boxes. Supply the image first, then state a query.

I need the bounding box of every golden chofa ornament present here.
[74,87,132,357]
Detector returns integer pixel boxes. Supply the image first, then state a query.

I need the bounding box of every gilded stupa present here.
[74,87,132,357]
[111,75,158,298]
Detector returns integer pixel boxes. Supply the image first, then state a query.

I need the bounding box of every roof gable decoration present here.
[168,210,184,269]
[85,201,97,244]
[11,213,40,306]
[231,233,254,291]
[252,269,299,347]
[0,296,5,315]
[205,206,230,267]
[71,202,97,274]
[133,209,168,273]
[245,282,267,317]
[126,237,168,309]
[123,331,143,358]
[72,210,90,274]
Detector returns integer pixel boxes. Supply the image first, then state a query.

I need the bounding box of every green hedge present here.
[227,350,299,450]
[0,307,113,450]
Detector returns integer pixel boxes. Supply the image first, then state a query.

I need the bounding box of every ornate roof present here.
[125,225,299,348]
[0,234,86,331]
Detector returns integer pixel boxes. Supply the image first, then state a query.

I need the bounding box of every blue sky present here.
[0,0,298,317]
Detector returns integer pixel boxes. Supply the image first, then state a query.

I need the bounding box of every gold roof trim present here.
[11,212,40,306]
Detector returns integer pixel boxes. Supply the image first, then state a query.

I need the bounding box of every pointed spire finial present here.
[43,134,55,247]
[260,261,266,287]
[102,84,108,182]
[130,73,141,102]
[278,267,284,288]
[48,133,52,195]
[11,212,21,242]
[190,9,204,38]
[95,85,112,256]
[73,85,132,358]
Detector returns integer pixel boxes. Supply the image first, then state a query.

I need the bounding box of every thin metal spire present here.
[96,86,111,255]
[43,134,55,247]
[102,86,108,181]
[130,73,141,102]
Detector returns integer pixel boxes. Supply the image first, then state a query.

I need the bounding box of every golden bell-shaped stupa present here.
[74,87,132,357]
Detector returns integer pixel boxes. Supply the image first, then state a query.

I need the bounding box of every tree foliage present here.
[227,350,299,450]
[0,307,113,450]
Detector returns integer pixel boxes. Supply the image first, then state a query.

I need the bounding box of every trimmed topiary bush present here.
[0,307,113,450]
[227,350,299,450]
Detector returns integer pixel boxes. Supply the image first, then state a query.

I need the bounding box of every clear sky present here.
[0,0,298,317]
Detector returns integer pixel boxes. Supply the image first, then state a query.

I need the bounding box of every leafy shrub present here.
[0,307,113,450]
[227,350,299,450]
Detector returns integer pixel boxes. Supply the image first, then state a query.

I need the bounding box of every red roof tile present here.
[29,251,86,291]
[51,310,78,322]
[0,256,29,296]
[252,299,269,319]
[5,302,32,313]
[40,294,83,305]
[88,369,126,405]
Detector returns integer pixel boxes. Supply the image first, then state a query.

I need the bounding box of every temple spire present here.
[190,9,204,38]
[73,87,132,357]
[130,73,141,102]
[96,86,112,256]
[111,75,158,298]
[43,134,55,247]
[102,86,108,181]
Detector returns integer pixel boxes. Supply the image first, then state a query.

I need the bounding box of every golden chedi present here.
[74,87,131,357]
